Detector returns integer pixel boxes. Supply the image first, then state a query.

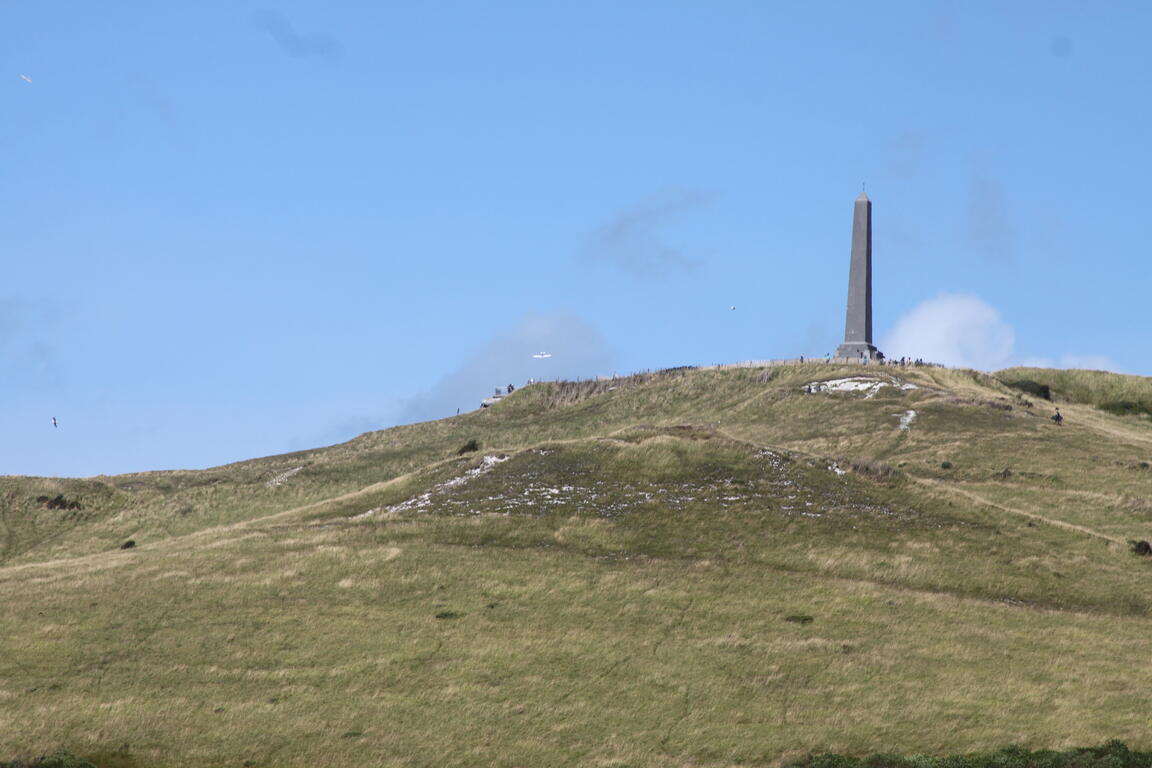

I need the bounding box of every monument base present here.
[836,342,882,361]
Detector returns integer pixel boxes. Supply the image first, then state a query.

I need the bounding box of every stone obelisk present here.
[835,192,881,360]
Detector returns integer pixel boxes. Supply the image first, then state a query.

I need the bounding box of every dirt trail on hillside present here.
[0,450,513,576]
[911,476,1124,545]
[1064,407,1152,450]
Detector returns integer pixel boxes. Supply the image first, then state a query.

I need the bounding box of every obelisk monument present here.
[835,192,881,360]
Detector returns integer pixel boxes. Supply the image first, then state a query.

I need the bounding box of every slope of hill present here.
[997,367,1152,418]
[2,364,1150,767]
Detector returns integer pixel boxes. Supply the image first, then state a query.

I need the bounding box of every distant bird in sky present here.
[52,417,57,428]
[730,306,736,310]
[20,74,32,83]
[532,352,552,359]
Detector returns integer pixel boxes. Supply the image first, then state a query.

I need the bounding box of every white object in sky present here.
[730,306,736,310]
[532,352,552,359]
[20,74,32,83]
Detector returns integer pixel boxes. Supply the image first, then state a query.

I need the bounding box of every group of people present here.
[871,355,931,367]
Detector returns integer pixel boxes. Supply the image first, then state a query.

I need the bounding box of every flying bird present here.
[52,417,57,428]
[19,74,32,83]
[730,306,736,310]
[532,352,552,359]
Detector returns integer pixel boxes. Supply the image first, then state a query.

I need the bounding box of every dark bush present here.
[457,439,481,455]
[0,752,98,768]
[1130,540,1152,556]
[1099,401,1152,418]
[787,742,1152,768]
[119,540,136,550]
[37,494,82,510]
[434,610,463,619]
[784,614,814,625]
[862,755,906,768]
[940,461,953,470]
[1002,379,1051,400]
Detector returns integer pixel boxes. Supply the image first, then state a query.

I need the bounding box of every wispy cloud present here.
[284,414,382,452]
[256,11,342,61]
[1017,354,1123,373]
[583,193,706,280]
[400,313,613,424]
[888,132,925,179]
[0,296,62,389]
[967,173,1015,263]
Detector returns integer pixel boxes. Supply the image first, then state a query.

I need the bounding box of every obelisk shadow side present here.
[836,193,879,359]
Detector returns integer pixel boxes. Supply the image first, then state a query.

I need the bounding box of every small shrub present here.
[1002,379,1051,401]
[434,610,463,619]
[119,540,136,550]
[1129,540,1151,556]
[787,742,1152,768]
[784,614,814,625]
[37,494,82,511]
[1099,401,1152,418]
[0,752,99,768]
[862,754,905,768]
[457,439,481,455]
[941,461,953,470]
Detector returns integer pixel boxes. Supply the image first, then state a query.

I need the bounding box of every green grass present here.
[2,364,1152,767]
[997,367,1152,418]
[790,741,1152,768]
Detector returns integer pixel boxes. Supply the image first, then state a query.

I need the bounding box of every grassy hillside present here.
[2,364,1151,767]
[997,367,1152,418]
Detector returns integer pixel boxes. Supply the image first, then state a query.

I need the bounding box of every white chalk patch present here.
[267,466,304,487]
[358,455,510,519]
[807,377,918,399]
[898,410,917,431]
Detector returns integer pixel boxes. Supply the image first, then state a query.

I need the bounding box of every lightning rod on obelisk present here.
[835,192,882,361]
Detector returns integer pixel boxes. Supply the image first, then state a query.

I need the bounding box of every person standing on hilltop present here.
[1052,408,1064,426]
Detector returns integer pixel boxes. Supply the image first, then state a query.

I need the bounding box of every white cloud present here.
[882,293,1015,370]
[400,312,614,423]
[883,295,1126,373]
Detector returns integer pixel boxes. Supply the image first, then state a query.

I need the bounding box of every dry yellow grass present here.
[2,365,1151,767]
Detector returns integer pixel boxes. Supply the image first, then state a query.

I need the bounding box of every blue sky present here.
[3,1,1149,477]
